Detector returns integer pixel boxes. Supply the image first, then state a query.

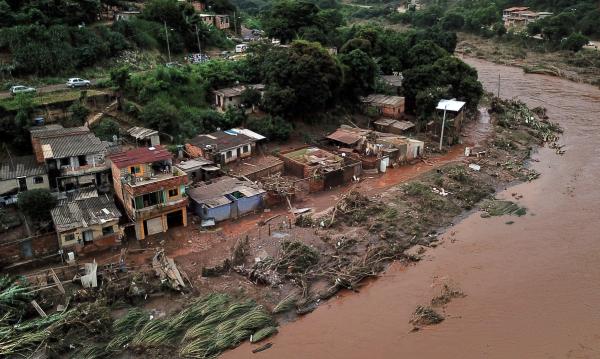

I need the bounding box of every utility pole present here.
[497,73,501,97]
[233,11,237,35]
[195,24,202,54]
[163,21,172,63]
[439,104,448,151]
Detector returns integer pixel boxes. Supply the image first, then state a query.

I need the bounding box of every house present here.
[0,156,49,204]
[127,126,161,147]
[361,94,405,119]
[381,73,403,95]
[213,84,265,112]
[180,0,206,12]
[224,155,284,181]
[502,7,552,28]
[326,126,424,170]
[373,118,415,135]
[186,130,257,165]
[107,146,188,240]
[435,99,466,146]
[199,14,230,29]
[188,176,266,225]
[29,125,111,192]
[280,147,361,192]
[114,10,140,21]
[175,158,220,183]
[50,192,122,254]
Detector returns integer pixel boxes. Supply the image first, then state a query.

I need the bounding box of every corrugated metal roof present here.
[437,99,466,112]
[108,145,172,169]
[381,75,403,87]
[326,129,362,145]
[188,131,255,152]
[41,132,107,159]
[230,128,266,141]
[214,84,265,97]
[362,94,405,107]
[0,156,46,180]
[188,176,265,205]
[127,126,159,139]
[175,158,215,171]
[51,195,121,232]
[30,125,89,138]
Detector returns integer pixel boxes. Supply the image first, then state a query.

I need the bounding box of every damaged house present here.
[361,94,405,119]
[280,146,361,192]
[326,126,424,172]
[108,146,188,240]
[50,190,122,255]
[30,125,111,192]
[186,130,257,165]
[214,84,265,112]
[188,176,266,225]
[0,156,49,205]
[127,126,160,147]
[434,99,466,146]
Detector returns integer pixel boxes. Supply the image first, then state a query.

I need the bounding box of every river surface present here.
[224,57,600,359]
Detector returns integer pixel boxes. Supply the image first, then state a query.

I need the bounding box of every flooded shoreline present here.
[224,57,600,358]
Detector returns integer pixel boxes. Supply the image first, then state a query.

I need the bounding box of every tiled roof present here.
[41,133,107,158]
[0,156,46,180]
[108,145,172,169]
[188,130,255,152]
[214,84,265,97]
[30,125,89,138]
[51,195,121,232]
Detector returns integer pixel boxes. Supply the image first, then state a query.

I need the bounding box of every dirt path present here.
[223,57,600,358]
[0,79,99,99]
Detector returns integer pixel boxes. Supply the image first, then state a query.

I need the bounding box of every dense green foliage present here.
[391,0,598,52]
[17,188,57,221]
[0,0,233,76]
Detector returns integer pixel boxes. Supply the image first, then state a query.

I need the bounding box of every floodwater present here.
[224,58,600,358]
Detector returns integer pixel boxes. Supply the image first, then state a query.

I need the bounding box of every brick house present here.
[107,146,188,240]
[361,94,405,119]
[50,191,122,254]
[199,13,230,29]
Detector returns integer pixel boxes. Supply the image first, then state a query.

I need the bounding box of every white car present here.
[66,78,91,88]
[10,85,36,96]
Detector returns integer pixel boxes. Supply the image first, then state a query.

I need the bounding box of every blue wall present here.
[190,194,264,222]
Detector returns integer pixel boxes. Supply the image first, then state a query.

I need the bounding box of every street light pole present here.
[195,24,202,54]
[439,104,448,151]
[163,21,172,63]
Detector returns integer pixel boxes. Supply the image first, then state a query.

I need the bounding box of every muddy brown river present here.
[224,58,600,359]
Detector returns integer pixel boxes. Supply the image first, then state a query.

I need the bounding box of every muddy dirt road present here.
[224,58,600,358]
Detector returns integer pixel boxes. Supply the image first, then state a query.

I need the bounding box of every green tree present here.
[261,41,342,116]
[339,49,378,98]
[92,118,120,141]
[406,40,448,68]
[66,101,89,127]
[140,98,181,135]
[110,65,130,109]
[561,32,588,52]
[247,115,293,140]
[240,88,262,111]
[262,0,320,43]
[441,12,465,30]
[18,189,57,222]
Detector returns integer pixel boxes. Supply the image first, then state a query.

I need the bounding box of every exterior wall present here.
[202,204,232,222]
[215,15,230,29]
[0,233,59,267]
[215,94,242,112]
[134,206,187,240]
[58,220,121,249]
[235,195,264,216]
[221,143,254,164]
[237,161,284,181]
[186,143,255,164]
[0,174,49,195]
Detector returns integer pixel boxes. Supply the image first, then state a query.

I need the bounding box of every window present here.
[60,158,70,166]
[130,166,140,174]
[33,176,44,184]
[242,145,249,154]
[226,150,232,159]
[78,155,88,166]
[64,233,75,242]
[168,188,179,197]
[102,226,114,236]
[135,191,163,209]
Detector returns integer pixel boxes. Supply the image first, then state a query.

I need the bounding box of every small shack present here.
[175,158,220,183]
[127,126,160,147]
[373,118,415,135]
[361,94,405,119]
[435,99,466,146]
[187,176,266,224]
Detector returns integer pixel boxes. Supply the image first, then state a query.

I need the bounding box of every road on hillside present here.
[0,79,99,100]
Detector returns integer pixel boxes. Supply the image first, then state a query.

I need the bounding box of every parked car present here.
[66,78,91,88]
[9,85,36,96]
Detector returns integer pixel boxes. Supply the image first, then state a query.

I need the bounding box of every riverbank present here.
[457,32,600,87]
[224,56,600,359]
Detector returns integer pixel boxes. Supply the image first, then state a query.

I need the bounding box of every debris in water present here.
[481,199,527,217]
[410,305,445,327]
[430,284,466,307]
